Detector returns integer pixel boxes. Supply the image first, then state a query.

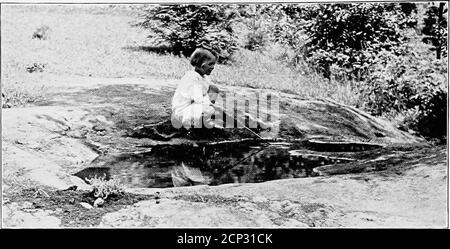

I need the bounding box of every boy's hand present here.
[210,102,220,109]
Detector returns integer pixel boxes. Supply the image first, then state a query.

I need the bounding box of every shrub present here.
[86,175,124,200]
[135,5,239,63]
[236,5,272,51]
[32,25,50,40]
[2,81,47,108]
[361,50,447,140]
[414,88,447,140]
[26,62,46,73]
[257,4,308,65]
[244,30,267,51]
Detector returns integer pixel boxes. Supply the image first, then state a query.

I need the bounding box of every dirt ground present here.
[2,74,447,228]
[3,187,152,227]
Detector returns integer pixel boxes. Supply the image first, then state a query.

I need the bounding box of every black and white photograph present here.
[1,0,448,231]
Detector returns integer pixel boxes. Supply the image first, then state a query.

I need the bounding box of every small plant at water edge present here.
[86,175,124,200]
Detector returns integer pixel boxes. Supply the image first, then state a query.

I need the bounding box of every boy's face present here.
[200,57,216,76]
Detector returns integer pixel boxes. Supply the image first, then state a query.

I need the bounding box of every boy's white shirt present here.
[172,70,212,122]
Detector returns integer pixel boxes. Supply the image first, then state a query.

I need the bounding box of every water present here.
[74,139,377,188]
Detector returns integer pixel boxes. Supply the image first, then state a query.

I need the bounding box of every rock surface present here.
[2,75,445,228]
[3,202,61,228]
[100,199,308,227]
[2,141,91,191]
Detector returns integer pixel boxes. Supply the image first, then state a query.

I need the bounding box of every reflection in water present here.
[75,141,355,188]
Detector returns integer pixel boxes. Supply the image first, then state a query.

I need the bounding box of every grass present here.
[214,48,361,105]
[1,4,361,108]
[1,70,48,108]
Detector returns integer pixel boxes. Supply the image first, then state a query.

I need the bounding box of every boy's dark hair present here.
[190,48,216,67]
[208,84,219,93]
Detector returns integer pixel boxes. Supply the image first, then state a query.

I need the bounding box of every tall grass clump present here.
[1,68,48,108]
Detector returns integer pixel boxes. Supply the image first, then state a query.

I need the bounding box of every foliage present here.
[26,62,46,73]
[237,5,309,55]
[361,50,447,139]
[236,5,274,51]
[244,30,266,51]
[32,25,51,40]
[258,3,418,79]
[135,5,239,63]
[399,2,418,17]
[2,81,47,108]
[422,2,448,59]
[260,3,447,140]
[300,3,417,79]
[86,175,124,200]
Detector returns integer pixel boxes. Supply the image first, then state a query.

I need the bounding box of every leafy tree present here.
[242,3,419,78]
[300,3,416,79]
[422,2,448,59]
[135,5,239,63]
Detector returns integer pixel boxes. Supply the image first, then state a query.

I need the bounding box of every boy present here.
[171,48,219,129]
[132,48,220,140]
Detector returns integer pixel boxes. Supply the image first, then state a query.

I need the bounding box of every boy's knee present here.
[203,105,215,116]
[171,115,183,129]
